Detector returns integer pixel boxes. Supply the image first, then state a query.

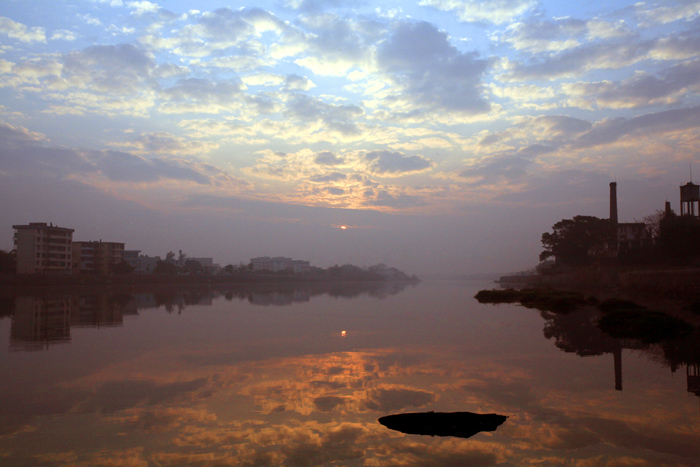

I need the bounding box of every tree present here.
[540,215,612,267]
[0,249,16,275]
[154,260,180,275]
[184,259,203,275]
[657,212,700,263]
[640,209,665,239]
[109,259,134,275]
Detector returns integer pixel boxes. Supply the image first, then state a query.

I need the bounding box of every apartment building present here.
[13,223,74,275]
[72,240,125,274]
[250,256,310,273]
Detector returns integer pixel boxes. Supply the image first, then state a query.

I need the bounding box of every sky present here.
[1,0,700,275]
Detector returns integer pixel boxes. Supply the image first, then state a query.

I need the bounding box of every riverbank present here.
[499,267,700,299]
[0,273,421,290]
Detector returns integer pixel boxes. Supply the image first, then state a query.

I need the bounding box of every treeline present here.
[232,263,419,282]
[538,210,700,271]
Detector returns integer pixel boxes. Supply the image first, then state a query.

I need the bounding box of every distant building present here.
[134,255,160,274]
[251,256,310,273]
[72,240,125,274]
[189,257,221,275]
[292,260,311,273]
[13,222,74,275]
[123,250,140,269]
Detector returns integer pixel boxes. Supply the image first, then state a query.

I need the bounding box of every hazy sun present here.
[340,225,347,230]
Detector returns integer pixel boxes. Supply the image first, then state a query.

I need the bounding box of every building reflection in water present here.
[6,282,414,351]
[539,305,700,403]
[10,296,73,351]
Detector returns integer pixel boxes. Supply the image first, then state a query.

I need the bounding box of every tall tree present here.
[657,212,700,263]
[540,216,612,267]
[0,250,16,275]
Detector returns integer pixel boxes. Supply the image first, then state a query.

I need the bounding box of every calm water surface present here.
[1,281,699,466]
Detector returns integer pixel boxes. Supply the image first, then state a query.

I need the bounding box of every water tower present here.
[680,182,700,216]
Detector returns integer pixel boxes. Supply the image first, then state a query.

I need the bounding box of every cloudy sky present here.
[1,0,699,274]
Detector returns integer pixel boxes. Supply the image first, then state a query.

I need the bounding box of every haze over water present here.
[1,281,699,466]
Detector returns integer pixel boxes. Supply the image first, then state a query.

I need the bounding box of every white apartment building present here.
[13,223,74,275]
[250,256,310,273]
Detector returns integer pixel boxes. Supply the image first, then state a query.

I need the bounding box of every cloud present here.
[283,0,363,13]
[50,29,79,41]
[498,17,632,54]
[364,190,426,209]
[127,1,162,16]
[573,105,700,149]
[81,378,209,414]
[62,43,157,94]
[650,29,700,60]
[363,386,436,412]
[376,20,492,118]
[0,123,240,188]
[500,39,654,81]
[290,15,383,76]
[498,18,586,53]
[459,154,534,186]
[0,121,48,145]
[314,151,345,166]
[139,7,287,58]
[636,1,700,25]
[285,94,363,136]
[284,74,316,91]
[419,0,537,24]
[0,16,46,43]
[159,78,265,115]
[364,150,434,176]
[563,59,700,109]
[115,131,219,156]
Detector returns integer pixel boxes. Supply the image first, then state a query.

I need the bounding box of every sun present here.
[340,225,347,230]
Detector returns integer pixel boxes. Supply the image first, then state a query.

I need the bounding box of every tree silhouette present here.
[540,216,612,267]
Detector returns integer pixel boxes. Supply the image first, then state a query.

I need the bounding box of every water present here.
[1,281,699,466]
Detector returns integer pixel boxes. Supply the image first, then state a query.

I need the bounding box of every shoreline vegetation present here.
[476,288,699,343]
[497,267,700,300]
[0,263,420,289]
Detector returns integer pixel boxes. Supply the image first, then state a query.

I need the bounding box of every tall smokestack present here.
[610,182,618,225]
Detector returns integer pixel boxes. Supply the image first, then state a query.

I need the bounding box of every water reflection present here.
[1,281,700,466]
[4,282,416,350]
[538,305,700,399]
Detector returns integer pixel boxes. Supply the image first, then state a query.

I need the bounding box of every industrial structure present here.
[680,181,700,217]
[609,182,650,253]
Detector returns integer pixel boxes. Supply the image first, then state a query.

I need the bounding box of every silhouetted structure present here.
[609,183,650,253]
[680,182,700,217]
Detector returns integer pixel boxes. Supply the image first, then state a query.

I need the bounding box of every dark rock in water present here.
[378,411,508,439]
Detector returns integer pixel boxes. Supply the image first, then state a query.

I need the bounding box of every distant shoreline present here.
[0,273,421,289]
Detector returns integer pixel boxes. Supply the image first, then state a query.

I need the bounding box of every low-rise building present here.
[13,223,74,275]
[189,257,221,275]
[72,240,125,274]
[250,256,310,273]
[123,250,140,269]
[134,255,161,274]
